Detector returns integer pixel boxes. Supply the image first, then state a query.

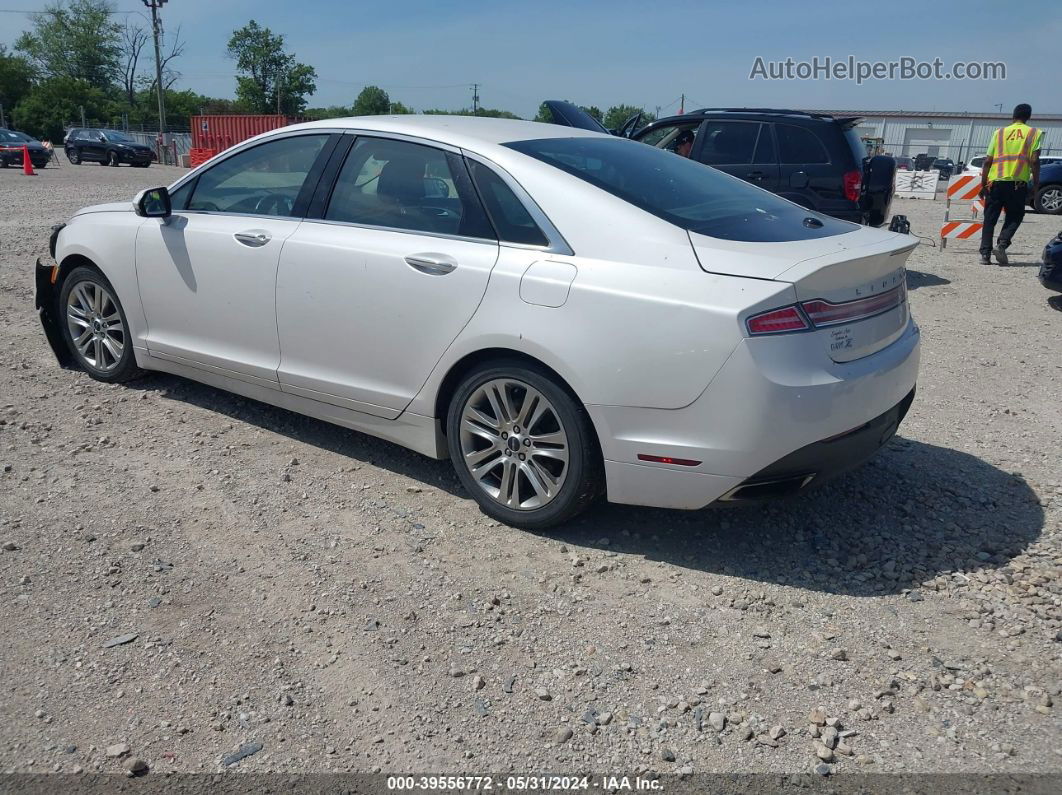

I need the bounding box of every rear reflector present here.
[637,454,701,467]
[745,306,809,335]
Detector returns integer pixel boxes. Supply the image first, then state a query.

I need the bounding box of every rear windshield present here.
[505,137,857,242]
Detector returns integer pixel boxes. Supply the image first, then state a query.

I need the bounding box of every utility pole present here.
[276,65,284,115]
[143,1,169,164]
[80,105,86,127]
[0,103,5,129]
[471,83,480,116]
[679,93,685,114]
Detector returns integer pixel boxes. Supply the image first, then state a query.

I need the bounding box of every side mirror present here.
[134,187,172,218]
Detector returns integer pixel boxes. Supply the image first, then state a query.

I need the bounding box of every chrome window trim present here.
[166,128,346,195]
[460,150,574,256]
[299,217,500,247]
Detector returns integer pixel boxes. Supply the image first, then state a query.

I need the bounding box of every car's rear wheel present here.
[446,361,601,529]
[1035,185,1062,215]
[67,148,81,165]
[58,267,143,383]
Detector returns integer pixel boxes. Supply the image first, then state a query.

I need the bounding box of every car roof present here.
[281,115,605,150]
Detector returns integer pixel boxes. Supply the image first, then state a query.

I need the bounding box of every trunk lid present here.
[690,226,917,362]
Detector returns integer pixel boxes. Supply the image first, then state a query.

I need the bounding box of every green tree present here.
[533,102,553,123]
[0,46,36,119]
[580,105,603,123]
[603,104,653,131]
[13,76,115,140]
[424,107,521,119]
[304,104,353,121]
[15,0,122,87]
[389,101,414,115]
[227,20,316,115]
[352,85,390,116]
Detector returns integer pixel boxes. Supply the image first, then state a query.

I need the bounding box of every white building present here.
[803,109,1062,164]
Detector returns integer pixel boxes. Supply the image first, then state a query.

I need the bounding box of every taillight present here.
[801,284,904,327]
[745,306,810,335]
[843,169,861,203]
[746,283,905,336]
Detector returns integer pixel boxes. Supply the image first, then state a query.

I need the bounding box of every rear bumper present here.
[591,316,920,510]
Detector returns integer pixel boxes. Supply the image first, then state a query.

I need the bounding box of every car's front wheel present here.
[67,148,81,165]
[58,267,144,383]
[1035,185,1062,215]
[446,361,601,529]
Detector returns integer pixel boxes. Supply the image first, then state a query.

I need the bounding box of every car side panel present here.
[407,242,794,416]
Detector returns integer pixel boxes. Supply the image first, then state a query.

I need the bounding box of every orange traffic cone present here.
[21,145,36,176]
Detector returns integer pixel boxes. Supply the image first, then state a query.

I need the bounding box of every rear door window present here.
[467,160,548,246]
[325,136,494,240]
[696,121,760,165]
[777,124,830,164]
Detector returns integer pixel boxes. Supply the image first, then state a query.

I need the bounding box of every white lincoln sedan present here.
[36,116,919,529]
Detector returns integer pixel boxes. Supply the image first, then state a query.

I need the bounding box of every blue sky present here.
[2,0,1058,117]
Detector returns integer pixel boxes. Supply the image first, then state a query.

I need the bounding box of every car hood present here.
[73,202,134,216]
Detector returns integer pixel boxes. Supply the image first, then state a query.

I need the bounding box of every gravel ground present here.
[0,162,1060,779]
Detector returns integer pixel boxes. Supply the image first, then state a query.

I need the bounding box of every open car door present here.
[616,112,643,139]
[541,101,611,134]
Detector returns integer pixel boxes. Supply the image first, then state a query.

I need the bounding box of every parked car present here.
[65,128,153,167]
[35,116,919,528]
[0,128,50,169]
[541,102,897,227]
[1034,162,1062,214]
[1040,230,1062,292]
[895,156,914,171]
[932,158,955,180]
[913,153,936,171]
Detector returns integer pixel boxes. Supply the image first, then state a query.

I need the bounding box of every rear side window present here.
[467,160,548,246]
[325,137,494,240]
[697,121,759,165]
[506,136,857,242]
[776,124,830,164]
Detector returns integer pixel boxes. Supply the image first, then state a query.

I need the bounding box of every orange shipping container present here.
[190,115,300,156]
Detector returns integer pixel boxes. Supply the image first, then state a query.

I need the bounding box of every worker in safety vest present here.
[979,103,1043,265]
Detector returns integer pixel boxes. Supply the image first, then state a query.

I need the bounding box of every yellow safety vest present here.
[986,122,1042,182]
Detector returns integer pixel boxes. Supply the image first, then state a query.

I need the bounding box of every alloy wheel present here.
[1040,187,1062,214]
[65,281,125,372]
[458,378,570,511]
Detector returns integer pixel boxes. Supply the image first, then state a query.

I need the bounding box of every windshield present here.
[0,130,30,142]
[505,137,858,242]
[102,130,134,142]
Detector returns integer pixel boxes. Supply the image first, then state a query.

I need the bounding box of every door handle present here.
[747,170,765,180]
[404,253,458,275]
[234,231,271,247]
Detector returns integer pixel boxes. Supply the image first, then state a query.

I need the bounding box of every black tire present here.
[107,149,120,167]
[67,148,81,165]
[0,158,7,168]
[1035,184,1062,215]
[445,360,602,530]
[58,266,144,383]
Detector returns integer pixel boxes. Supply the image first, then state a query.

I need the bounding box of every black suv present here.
[65,128,153,167]
[540,102,896,227]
